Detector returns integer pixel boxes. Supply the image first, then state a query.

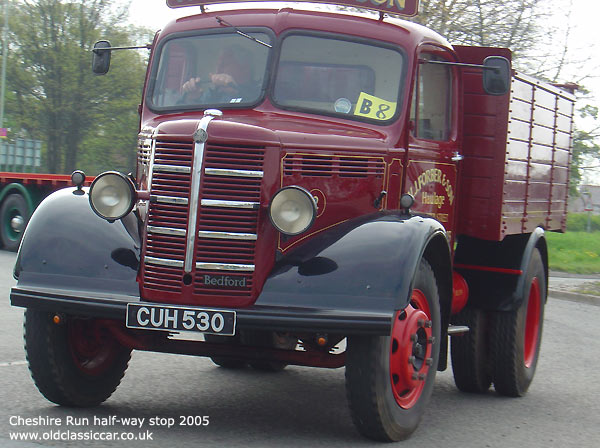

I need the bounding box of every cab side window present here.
[410,53,453,141]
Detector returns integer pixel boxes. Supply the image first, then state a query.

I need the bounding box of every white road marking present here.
[0,360,27,367]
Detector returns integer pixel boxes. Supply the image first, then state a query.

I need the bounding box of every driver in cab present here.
[180,47,259,104]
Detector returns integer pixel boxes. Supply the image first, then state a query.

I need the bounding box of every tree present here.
[5,0,150,174]
[570,104,600,194]
[411,0,551,72]
[410,0,600,191]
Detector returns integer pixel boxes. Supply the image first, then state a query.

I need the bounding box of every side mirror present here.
[482,56,511,96]
[92,40,112,75]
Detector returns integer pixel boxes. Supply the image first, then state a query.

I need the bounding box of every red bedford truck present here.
[10,0,575,442]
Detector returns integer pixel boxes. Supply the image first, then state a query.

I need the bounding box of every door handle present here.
[451,152,464,162]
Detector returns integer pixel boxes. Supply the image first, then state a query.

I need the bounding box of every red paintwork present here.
[451,271,469,314]
[389,289,433,409]
[524,277,541,368]
[454,264,523,276]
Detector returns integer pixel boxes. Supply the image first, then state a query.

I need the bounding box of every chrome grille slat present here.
[155,195,189,205]
[205,168,264,178]
[198,231,257,241]
[148,226,187,237]
[154,164,191,174]
[145,256,184,268]
[195,262,255,272]
[201,199,259,209]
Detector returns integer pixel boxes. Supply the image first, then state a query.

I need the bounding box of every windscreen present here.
[150,31,271,109]
[273,35,405,123]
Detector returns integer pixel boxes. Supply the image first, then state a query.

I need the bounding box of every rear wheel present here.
[345,259,441,441]
[24,310,131,406]
[491,248,546,396]
[450,307,492,393]
[0,193,30,251]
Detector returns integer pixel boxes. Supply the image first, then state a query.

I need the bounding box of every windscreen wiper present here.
[216,16,272,48]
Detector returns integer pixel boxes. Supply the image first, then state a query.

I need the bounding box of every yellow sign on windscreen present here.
[354,92,397,121]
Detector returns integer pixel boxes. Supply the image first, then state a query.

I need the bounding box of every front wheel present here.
[24,310,131,407]
[345,259,441,441]
[491,248,546,396]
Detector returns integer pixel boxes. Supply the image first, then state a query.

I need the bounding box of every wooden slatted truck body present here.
[10,0,575,441]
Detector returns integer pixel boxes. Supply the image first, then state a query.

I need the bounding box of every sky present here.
[124,0,600,182]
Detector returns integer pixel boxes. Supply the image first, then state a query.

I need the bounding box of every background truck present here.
[10,0,575,442]
[0,139,92,250]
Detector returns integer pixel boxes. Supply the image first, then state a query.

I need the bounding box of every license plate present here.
[126,303,236,336]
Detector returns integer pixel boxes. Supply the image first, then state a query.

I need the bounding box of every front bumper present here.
[10,286,392,335]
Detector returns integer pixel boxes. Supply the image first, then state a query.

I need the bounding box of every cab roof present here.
[159,7,452,52]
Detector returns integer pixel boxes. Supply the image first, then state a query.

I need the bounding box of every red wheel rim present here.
[524,277,541,368]
[390,289,433,409]
[68,319,117,376]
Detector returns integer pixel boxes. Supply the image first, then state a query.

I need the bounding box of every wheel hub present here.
[68,319,117,376]
[11,215,24,233]
[524,277,541,368]
[390,289,433,409]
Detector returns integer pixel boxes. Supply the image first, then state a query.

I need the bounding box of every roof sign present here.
[166,0,420,17]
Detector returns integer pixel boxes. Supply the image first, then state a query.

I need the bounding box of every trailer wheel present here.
[450,308,492,393]
[205,334,247,369]
[345,259,441,441]
[491,248,546,397]
[0,193,30,251]
[24,310,131,407]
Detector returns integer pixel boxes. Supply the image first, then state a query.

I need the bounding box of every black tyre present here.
[491,248,546,397]
[345,259,441,441]
[205,334,247,369]
[0,193,30,251]
[450,307,492,393]
[24,310,131,407]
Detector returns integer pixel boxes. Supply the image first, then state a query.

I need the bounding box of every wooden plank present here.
[533,106,556,128]
[531,125,555,146]
[556,113,572,133]
[511,78,534,102]
[556,131,571,149]
[530,143,553,164]
[506,139,529,161]
[554,148,570,166]
[508,119,531,141]
[510,98,533,121]
[534,88,557,110]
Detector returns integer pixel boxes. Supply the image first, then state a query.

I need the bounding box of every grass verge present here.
[546,231,600,274]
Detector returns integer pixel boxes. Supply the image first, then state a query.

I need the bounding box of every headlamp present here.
[269,186,317,236]
[89,171,136,220]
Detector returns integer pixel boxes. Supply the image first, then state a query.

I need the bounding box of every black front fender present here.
[255,213,448,316]
[14,188,140,297]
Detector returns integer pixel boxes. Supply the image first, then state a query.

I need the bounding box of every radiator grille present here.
[141,136,264,302]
